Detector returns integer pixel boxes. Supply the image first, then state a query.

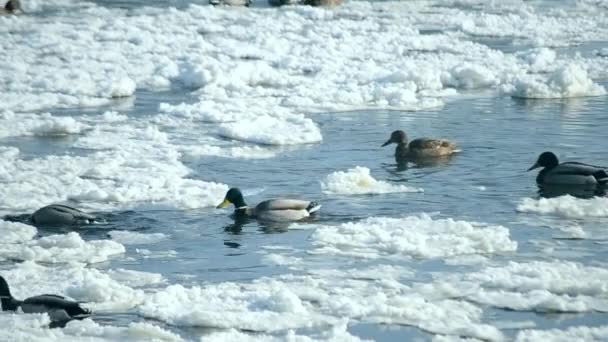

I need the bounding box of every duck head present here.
[5,0,21,12]
[382,130,407,147]
[528,151,559,171]
[216,188,247,209]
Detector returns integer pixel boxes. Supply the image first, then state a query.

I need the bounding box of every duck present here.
[0,275,91,322]
[216,188,321,222]
[268,0,299,6]
[209,0,251,6]
[528,151,608,186]
[302,0,342,6]
[382,130,458,162]
[31,204,97,226]
[0,0,21,14]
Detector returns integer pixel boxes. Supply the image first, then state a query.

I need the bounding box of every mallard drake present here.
[31,204,96,226]
[0,275,91,322]
[382,130,458,161]
[528,151,608,186]
[0,0,21,14]
[216,188,321,222]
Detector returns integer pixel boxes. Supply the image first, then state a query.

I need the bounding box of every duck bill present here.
[381,139,391,147]
[216,199,231,209]
[527,162,540,172]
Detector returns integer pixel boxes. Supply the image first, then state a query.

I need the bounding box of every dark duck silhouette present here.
[0,275,91,324]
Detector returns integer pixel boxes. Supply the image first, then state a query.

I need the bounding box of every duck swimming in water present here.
[31,204,97,226]
[528,151,608,186]
[209,0,251,6]
[0,0,21,14]
[216,188,321,222]
[382,130,459,162]
[0,275,91,323]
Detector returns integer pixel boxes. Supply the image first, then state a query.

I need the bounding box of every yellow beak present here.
[216,199,231,209]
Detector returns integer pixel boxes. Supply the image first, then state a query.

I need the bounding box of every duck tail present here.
[306,202,321,214]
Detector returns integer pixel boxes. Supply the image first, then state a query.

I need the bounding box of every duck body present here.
[528,152,608,187]
[268,0,299,6]
[217,188,320,222]
[382,130,458,162]
[210,0,251,6]
[31,204,96,226]
[0,276,91,322]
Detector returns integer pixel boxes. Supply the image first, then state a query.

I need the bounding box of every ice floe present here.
[321,167,423,195]
[0,261,160,311]
[0,314,183,342]
[139,272,503,340]
[435,260,608,313]
[517,196,608,219]
[109,231,168,245]
[507,64,606,99]
[310,214,516,259]
[516,325,608,342]
[0,230,124,264]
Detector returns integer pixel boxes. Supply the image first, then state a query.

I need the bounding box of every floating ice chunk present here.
[310,214,516,259]
[202,323,371,342]
[109,230,168,245]
[0,220,37,244]
[0,112,86,138]
[139,281,336,332]
[139,273,502,340]
[516,325,608,342]
[1,261,153,312]
[321,167,423,195]
[0,314,183,342]
[508,64,606,98]
[517,196,608,219]
[107,268,165,288]
[438,260,608,313]
[0,231,125,264]
[518,48,557,73]
[107,77,136,98]
[218,113,322,145]
[445,64,497,89]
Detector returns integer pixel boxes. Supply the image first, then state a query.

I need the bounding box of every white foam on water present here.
[309,214,517,259]
[321,167,423,195]
[515,325,608,342]
[109,230,168,245]
[517,196,608,219]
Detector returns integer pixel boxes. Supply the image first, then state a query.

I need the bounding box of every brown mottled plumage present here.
[382,130,458,161]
